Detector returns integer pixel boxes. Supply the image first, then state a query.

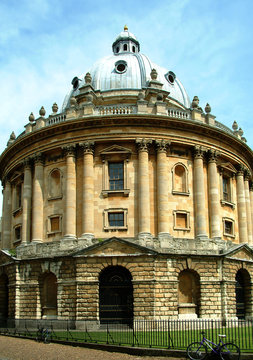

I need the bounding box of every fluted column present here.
[207,149,221,239]
[80,141,94,239]
[63,145,76,239]
[156,139,170,235]
[136,138,152,236]
[193,146,208,239]
[236,166,247,243]
[22,158,32,244]
[244,171,252,244]
[32,153,44,242]
[2,180,12,249]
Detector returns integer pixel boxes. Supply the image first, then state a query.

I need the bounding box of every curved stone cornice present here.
[1,114,253,180]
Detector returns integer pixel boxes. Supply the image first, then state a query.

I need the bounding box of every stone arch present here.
[178,269,200,318]
[0,273,9,319]
[99,265,133,325]
[235,269,251,319]
[172,163,188,194]
[48,168,62,199]
[39,272,58,318]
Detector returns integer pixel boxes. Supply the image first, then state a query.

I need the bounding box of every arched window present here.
[172,163,189,195]
[132,46,135,53]
[40,272,57,318]
[178,270,200,318]
[236,269,251,319]
[0,274,9,320]
[48,169,62,199]
[99,266,133,325]
[123,44,128,51]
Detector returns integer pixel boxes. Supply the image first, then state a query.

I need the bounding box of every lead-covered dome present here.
[62,27,191,109]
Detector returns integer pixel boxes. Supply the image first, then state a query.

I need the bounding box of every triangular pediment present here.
[218,162,237,174]
[100,145,132,156]
[0,250,16,266]
[74,237,157,257]
[223,244,253,261]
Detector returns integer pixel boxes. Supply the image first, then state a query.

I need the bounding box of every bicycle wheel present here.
[219,342,240,360]
[187,342,207,360]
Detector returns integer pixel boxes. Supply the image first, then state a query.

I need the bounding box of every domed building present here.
[0,26,253,323]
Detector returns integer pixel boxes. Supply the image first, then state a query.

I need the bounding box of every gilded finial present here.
[124,25,128,31]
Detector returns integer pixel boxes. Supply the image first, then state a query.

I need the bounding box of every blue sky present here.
[0,0,253,212]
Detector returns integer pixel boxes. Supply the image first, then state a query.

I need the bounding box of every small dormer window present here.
[115,60,127,74]
[71,76,80,90]
[123,44,128,51]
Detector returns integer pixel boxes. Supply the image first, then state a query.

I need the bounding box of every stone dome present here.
[62,27,191,110]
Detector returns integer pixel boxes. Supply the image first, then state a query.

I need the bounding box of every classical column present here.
[2,179,12,249]
[244,171,252,244]
[80,141,94,239]
[22,158,32,244]
[250,184,253,246]
[207,149,221,239]
[156,139,170,235]
[136,138,152,236]
[63,145,76,239]
[193,146,208,239]
[32,153,44,242]
[236,166,247,243]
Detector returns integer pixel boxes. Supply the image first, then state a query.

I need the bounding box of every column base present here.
[158,232,173,248]
[137,232,153,247]
[63,234,77,240]
[78,233,95,247]
[196,234,208,241]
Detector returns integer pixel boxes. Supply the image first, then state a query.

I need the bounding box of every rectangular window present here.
[173,210,190,230]
[176,213,187,228]
[109,162,124,190]
[14,225,22,243]
[109,212,124,227]
[50,217,60,232]
[223,217,235,237]
[47,215,62,234]
[103,208,128,230]
[223,177,230,202]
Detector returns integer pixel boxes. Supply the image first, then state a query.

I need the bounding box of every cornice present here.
[1,114,253,179]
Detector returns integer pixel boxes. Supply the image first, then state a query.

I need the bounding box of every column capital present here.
[33,152,44,165]
[79,141,95,155]
[62,144,76,157]
[236,164,246,177]
[192,145,206,159]
[23,157,32,169]
[136,138,152,152]
[244,169,251,181]
[207,149,219,163]
[155,139,170,153]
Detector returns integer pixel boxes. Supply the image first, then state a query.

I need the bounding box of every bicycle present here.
[36,327,51,344]
[186,331,240,360]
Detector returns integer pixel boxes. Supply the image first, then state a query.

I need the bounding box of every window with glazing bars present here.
[108,212,124,227]
[109,162,124,190]
[223,177,231,201]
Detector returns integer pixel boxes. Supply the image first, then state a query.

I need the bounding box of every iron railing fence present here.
[0,318,252,351]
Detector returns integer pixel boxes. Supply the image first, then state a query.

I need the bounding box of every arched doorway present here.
[40,272,57,318]
[0,274,9,320]
[178,270,200,318]
[99,266,133,325]
[236,269,251,319]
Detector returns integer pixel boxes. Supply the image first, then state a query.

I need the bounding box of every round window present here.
[165,71,176,84]
[115,60,127,74]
